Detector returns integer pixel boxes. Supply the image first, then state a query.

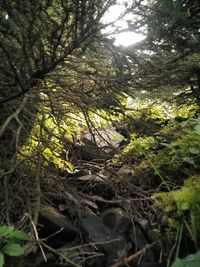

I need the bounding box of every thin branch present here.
[0,95,28,138]
[27,213,47,262]
[111,243,155,267]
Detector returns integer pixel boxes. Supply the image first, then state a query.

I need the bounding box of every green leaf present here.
[195,124,200,134]
[0,226,14,237]
[2,243,24,256]
[0,252,4,267]
[183,157,195,165]
[189,148,200,155]
[171,257,182,267]
[8,230,28,240]
[171,250,200,267]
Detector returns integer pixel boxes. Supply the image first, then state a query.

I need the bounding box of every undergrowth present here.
[114,103,200,256]
[153,175,200,248]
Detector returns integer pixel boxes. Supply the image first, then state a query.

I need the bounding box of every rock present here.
[81,215,127,266]
[75,174,106,182]
[66,127,124,162]
[73,143,111,161]
[83,128,125,149]
[81,215,113,242]
[101,208,130,235]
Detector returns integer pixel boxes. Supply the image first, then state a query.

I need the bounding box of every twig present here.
[111,243,155,267]
[58,238,121,252]
[41,242,80,267]
[79,252,105,265]
[167,242,176,267]
[0,95,28,138]
[3,175,10,224]
[42,227,64,241]
[26,213,47,262]
[34,152,42,224]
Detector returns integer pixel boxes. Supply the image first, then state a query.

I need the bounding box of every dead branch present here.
[111,243,155,267]
[0,95,28,138]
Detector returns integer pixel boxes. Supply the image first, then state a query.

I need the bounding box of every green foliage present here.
[114,102,198,170]
[112,102,200,189]
[0,225,28,267]
[2,243,24,257]
[127,0,199,105]
[125,134,157,155]
[0,253,4,267]
[174,104,199,119]
[116,105,200,246]
[20,102,123,173]
[19,110,78,170]
[154,116,200,170]
[114,133,158,165]
[154,176,200,245]
[171,250,200,267]
[147,0,200,53]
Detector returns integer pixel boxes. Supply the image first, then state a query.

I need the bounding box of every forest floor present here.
[2,102,200,267]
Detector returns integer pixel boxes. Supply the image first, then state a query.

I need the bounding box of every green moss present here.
[114,134,158,164]
[176,103,198,118]
[153,175,200,245]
